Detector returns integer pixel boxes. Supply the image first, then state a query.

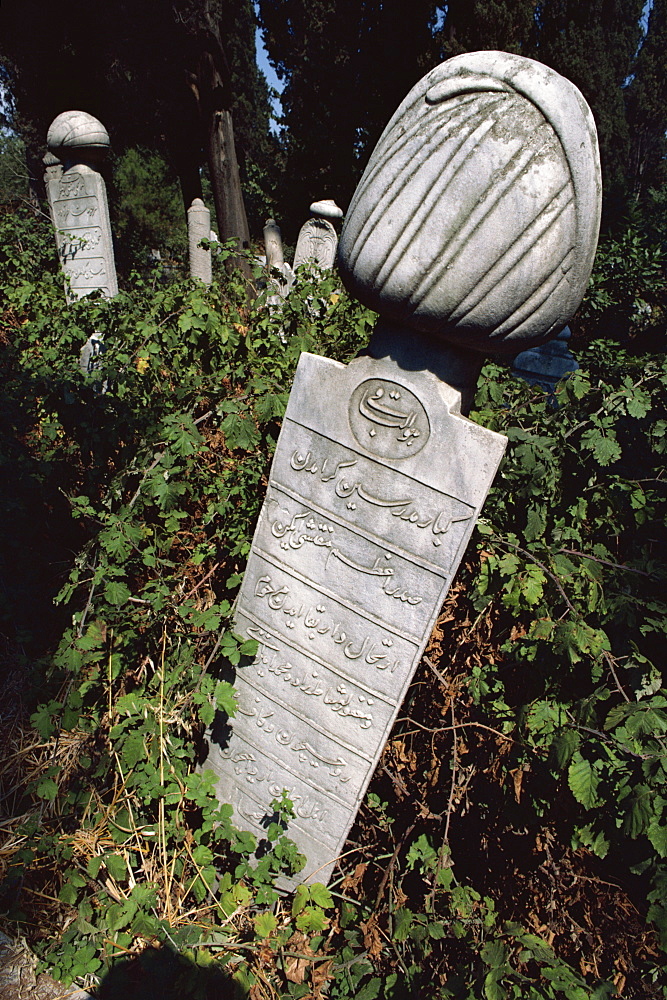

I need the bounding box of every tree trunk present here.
[207,106,250,249]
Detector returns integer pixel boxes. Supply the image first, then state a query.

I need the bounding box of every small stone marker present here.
[293,199,343,271]
[263,218,294,303]
[187,197,213,284]
[46,111,118,301]
[206,52,601,888]
[512,326,579,394]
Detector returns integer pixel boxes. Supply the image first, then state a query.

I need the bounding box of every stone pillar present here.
[46,111,118,301]
[205,52,601,889]
[187,198,213,284]
[263,218,293,304]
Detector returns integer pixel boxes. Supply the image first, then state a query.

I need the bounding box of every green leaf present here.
[214,680,237,717]
[104,854,127,881]
[253,912,277,938]
[647,818,667,858]
[309,883,333,908]
[36,777,59,801]
[356,977,381,1000]
[291,884,309,917]
[104,580,132,607]
[524,506,545,542]
[221,410,259,451]
[568,753,600,809]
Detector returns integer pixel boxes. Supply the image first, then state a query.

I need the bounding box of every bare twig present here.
[443,701,458,846]
[558,548,652,578]
[180,562,220,603]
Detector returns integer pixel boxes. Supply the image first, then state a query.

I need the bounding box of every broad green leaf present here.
[253,912,277,938]
[104,579,132,607]
[104,854,127,881]
[568,752,599,809]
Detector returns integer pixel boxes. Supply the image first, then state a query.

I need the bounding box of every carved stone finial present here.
[47,111,110,162]
[310,199,344,220]
[338,52,601,355]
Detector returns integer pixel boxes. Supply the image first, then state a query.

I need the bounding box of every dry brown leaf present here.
[340,862,367,894]
[360,914,383,960]
[284,932,312,985]
[311,959,334,998]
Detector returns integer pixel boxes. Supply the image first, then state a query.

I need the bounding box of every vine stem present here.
[158,626,170,920]
[558,547,652,578]
[443,700,458,847]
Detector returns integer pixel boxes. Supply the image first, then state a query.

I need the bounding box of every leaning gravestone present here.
[263,217,294,305]
[42,150,63,227]
[205,51,601,888]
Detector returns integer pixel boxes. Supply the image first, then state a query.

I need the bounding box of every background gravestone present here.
[46,111,118,375]
[46,111,118,301]
[293,199,343,271]
[205,51,601,888]
[187,197,213,284]
[512,325,579,394]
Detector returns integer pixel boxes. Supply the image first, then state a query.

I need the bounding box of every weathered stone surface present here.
[187,198,212,284]
[338,51,601,353]
[46,111,118,302]
[206,352,506,886]
[309,199,344,220]
[263,218,294,303]
[42,151,63,228]
[293,218,338,271]
[512,325,579,392]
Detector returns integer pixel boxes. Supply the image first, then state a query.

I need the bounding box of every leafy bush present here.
[0,206,665,998]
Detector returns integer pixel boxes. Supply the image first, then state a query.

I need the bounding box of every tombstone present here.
[512,326,579,394]
[46,111,118,301]
[263,218,294,304]
[293,199,344,271]
[187,198,213,284]
[204,51,601,888]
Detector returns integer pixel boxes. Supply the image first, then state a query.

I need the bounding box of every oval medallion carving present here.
[348,379,430,459]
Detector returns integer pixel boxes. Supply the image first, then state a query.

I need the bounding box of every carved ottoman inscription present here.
[206,352,506,887]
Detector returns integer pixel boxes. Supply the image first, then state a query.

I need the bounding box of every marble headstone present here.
[46,111,118,301]
[188,198,213,284]
[293,200,343,271]
[205,52,601,888]
[263,218,294,304]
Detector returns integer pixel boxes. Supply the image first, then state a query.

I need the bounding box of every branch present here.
[558,548,653,578]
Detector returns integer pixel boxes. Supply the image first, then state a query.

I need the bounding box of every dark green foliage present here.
[0,206,665,996]
[0,0,275,235]
[259,0,665,233]
[258,0,441,236]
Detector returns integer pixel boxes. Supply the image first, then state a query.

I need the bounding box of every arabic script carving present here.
[220,725,351,780]
[288,445,474,546]
[349,379,430,458]
[251,579,402,672]
[252,644,375,729]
